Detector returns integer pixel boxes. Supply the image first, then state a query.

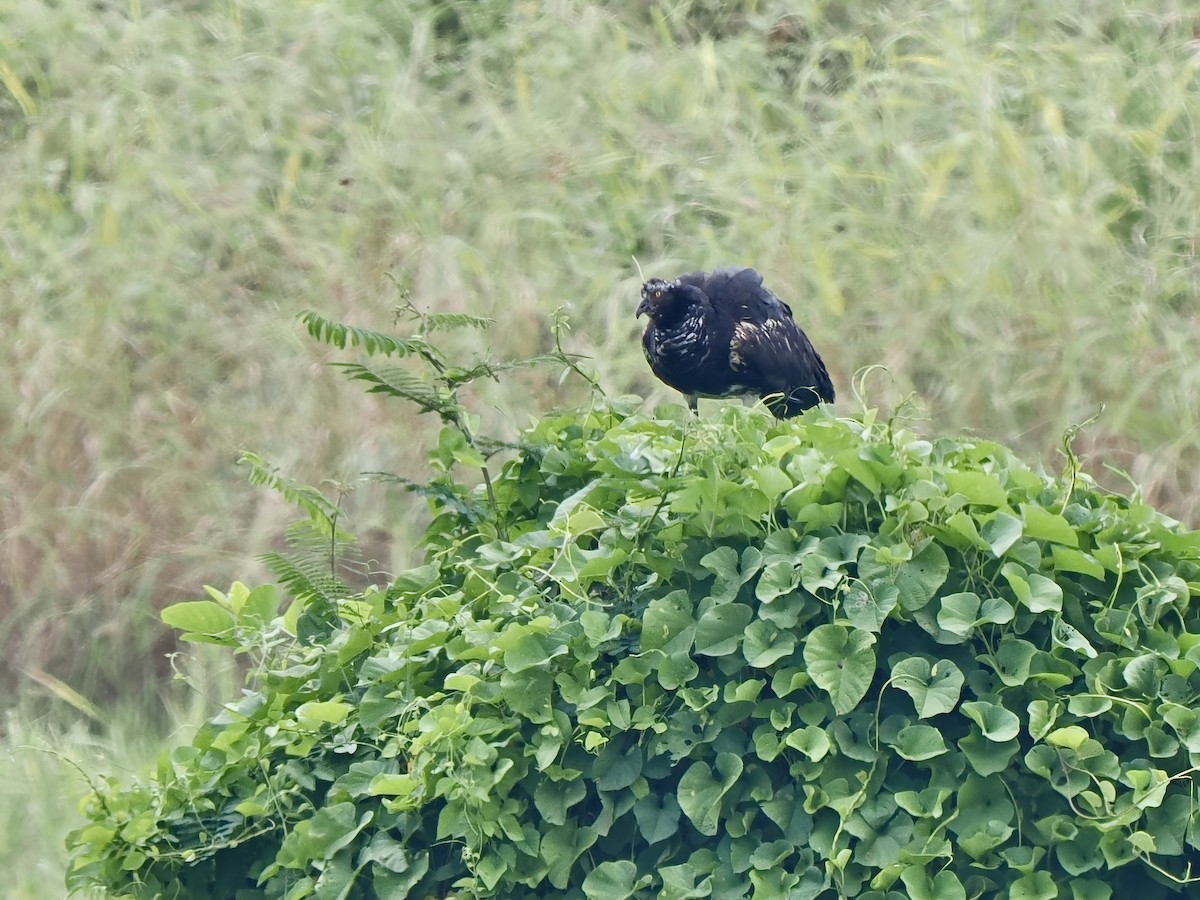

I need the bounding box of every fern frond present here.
[260,551,349,608]
[298,310,444,362]
[471,435,520,459]
[392,301,492,333]
[438,353,584,388]
[492,353,581,373]
[441,361,502,388]
[238,452,342,530]
[283,518,357,560]
[421,312,495,332]
[332,363,458,418]
[367,472,491,522]
[412,480,492,523]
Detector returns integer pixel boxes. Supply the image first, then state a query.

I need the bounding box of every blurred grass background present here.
[2,0,1198,893]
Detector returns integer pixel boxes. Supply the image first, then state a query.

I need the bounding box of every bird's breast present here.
[643,317,747,398]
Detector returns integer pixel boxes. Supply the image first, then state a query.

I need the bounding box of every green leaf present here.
[658,863,712,900]
[1027,700,1060,740]
[942,511,991,551]
[542,822,598,889]
[803,624,877,715]
[279,803,372,867]
[611,652,657,686]
[800,533,869,593]
[368,773,419,799]
[748,839,794,870]
[236,583,281,624]
[694,603,753,657]
[160,600,235,642]
[593,743,642,791]
[784,725,831,761]
[890,724,949,761]
[899,865,966,900]
[891,657,963,718]
[297,700,352,728]
[451,442,487,468]
[1069,880,1112,900]
[360,833,420,876]
[534,778,587,826]
[983,638,1037,686]
[1001,562,1063,613]
[299,310,435,357]
[959,731,1019,775]
[952,774,1015,848]
[834,447,883,494]
[961,700,1020,741]
[1009,872,1057,900]
[1052,545,1105,579]
[582,860,638,900]
[1021,504,1079,546]
[495,623,568,672]
[633,793,681,845]
[979,596,1015,625]
[756,558,801,602]
[982,512,1023,557]
[677,752,743,836]
[1098,830,1137,869]
[742,619,796,667]
[656,650,699,690]
[641,591,695,653]
[1123,653,1163,695]
[313,852,355,898]
[757,591,810,629]
[936,592,980,636]
[894,787,951,818]
[944,471,1009,508]
[335,362,452,416]
[750,464,793,498]
[934,592,1015,638]
[1052,616,1097,658]
[374,855,430,900]
[842,578,900,633]
[859,542,949,614]
[1045,726,1090,749]
[700,546,761,603]
[1143,724,1180,758]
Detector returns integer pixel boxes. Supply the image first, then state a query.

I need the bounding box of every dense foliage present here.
[6,0,1200,716]
[11,2,1200,896]
[68,396,1200,897]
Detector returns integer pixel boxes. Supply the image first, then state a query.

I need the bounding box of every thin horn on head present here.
[632,256,645,283]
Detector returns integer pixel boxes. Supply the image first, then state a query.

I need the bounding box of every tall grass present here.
[0,646,236,897]
[2,0,1199,886]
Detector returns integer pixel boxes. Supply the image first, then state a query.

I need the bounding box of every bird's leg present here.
[686,395,699,415]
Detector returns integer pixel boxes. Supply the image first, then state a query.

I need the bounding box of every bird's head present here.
[636,277,680,319]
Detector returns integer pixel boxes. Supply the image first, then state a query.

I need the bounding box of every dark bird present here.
[636,267,835,418]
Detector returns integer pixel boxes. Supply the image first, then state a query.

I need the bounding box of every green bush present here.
[66,375,1200,897]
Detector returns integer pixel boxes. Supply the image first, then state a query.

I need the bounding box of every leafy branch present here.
[302,296,602,536]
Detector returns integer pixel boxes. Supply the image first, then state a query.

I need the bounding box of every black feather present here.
[636,267,834,418]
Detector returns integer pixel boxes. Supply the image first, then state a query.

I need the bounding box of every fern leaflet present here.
[299,310,444,362]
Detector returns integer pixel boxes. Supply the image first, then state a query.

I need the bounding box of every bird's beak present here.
[636,297,650,318]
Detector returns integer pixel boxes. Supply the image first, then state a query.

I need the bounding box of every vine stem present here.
[448,409,505,539]
[478,463,502,536]
[635,423,690,551]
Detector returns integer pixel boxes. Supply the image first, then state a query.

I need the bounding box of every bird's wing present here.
[692,267,793,317]
[706,268,834,404]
